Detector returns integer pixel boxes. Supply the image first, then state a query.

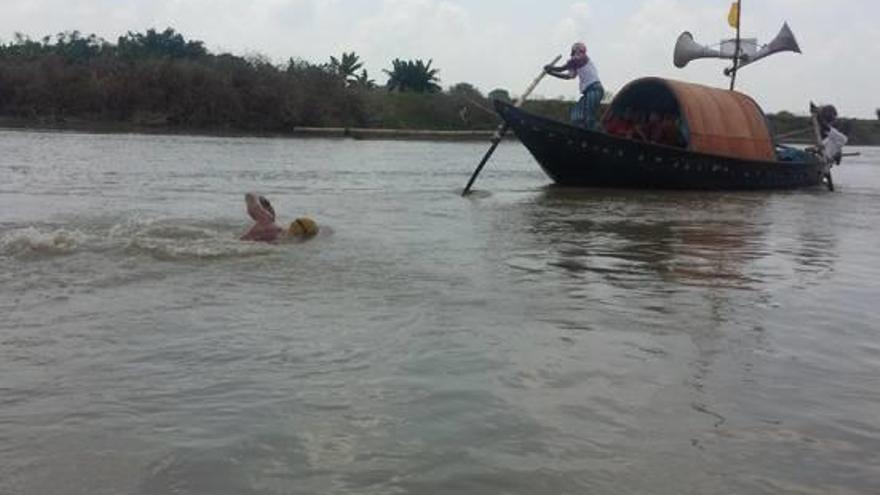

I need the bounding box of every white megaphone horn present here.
[673,32,727,68]
[736,22,801,70]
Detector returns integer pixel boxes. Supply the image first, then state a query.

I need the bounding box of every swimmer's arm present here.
[240,224,261,241]
[240,224,283,242]
[247,202,275,224]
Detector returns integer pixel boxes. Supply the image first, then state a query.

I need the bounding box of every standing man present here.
[544,42,604,130]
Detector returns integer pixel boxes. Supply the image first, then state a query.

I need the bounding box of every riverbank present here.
[3,28,879,146]
[0,117,508,141]
[3,115,879,146]
[769,112,880,146]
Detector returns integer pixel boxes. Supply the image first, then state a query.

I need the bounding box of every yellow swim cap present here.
[288,217,319,237]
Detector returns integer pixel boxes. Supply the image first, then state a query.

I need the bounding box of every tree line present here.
[0,28,543,132]
[4,28,869,142]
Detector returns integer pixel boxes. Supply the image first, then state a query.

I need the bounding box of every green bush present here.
[3,28,875,144]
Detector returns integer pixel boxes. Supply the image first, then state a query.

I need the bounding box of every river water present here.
[1,129,878,494]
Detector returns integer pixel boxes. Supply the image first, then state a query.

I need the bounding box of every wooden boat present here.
[494,76,832,190]
[465,1,847,193]
[461,2,845,194]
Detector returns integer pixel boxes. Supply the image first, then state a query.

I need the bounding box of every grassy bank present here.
[4,104,878,147]
[769,111,880,146]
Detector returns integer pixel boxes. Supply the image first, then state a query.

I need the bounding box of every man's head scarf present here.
[569,42,588,69]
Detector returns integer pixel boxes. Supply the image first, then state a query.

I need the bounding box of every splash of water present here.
[0,227,84,257]
[2,219,279,261]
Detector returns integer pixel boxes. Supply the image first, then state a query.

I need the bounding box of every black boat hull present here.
[495,101,829,190]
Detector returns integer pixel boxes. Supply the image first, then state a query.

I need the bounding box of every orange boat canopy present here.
[606,77,776,162]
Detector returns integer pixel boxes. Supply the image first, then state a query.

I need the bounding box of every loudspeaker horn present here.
[673,31,725,68]
[737,22,801,70]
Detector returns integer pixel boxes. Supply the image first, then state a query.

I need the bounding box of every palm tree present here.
[329,52,363,86]
[384,58,441,93]
[352,69,376,89]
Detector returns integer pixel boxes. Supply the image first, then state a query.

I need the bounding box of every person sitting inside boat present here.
[646,112,664,142]
[629,112,649,141]
[775,144,811,162]
[544,42,604,130]
[240,192,320,243]
[603,108,636,137]
[652,114,687,148]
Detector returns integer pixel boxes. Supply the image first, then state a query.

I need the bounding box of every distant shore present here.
[2,116,878,146]
[3,28,877,146]
[0,117,510,141]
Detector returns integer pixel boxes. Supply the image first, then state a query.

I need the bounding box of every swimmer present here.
[240,192,320,243]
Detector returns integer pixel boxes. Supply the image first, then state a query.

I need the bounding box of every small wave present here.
[125,236,277,261]
[110,218,221,241]
[0,227,84,257]
[2,219,279,262]
[103,217,277,260]
[125,217,285,260]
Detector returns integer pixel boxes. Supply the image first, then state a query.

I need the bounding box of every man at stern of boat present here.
[544,42,604,130]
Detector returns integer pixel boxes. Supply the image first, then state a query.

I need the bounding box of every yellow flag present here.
[728,2,740,28]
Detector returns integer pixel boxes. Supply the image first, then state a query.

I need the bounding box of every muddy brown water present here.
[1,130,879,494]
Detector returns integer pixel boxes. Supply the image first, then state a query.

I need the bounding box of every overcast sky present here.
[2,0,876,117]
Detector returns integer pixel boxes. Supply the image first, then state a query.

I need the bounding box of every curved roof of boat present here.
[610,77,776,162]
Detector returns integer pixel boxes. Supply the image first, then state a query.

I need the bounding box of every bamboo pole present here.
[462,55,562,196]
[729,0,743,91]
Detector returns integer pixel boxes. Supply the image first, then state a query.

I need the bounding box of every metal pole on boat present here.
[729,0,743,91]
[462,55,562,196]
[730,0,742,91]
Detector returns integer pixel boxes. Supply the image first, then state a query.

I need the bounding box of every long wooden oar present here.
[462,55,562,196]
